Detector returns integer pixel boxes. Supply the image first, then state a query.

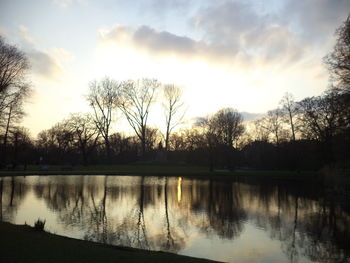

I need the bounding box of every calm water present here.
[0,175,349,263]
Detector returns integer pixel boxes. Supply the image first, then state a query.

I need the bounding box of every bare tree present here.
[0,36,31,150]
[65,113,100,165]
[196,108,244,170]
[119,79,159,155]
[145,126,160,152]
[297,90,346,142]
[87,77,120,161]
[325,14,350,90]
[7,127,32,168]
[211,108,245,169]
[0,84,30,164]
[253,119,270,141]
[36,121,76,164]
[210,108,245,148]
[0,36,29,94]
[324,14,350,140]
[0,36,31,165]
[280,92,297,141]
[261,108,287,145]
[297,87,350,164]
[162,84,185,152]
[1,97,23,153]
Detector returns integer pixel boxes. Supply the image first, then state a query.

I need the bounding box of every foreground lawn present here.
[0,221,218,263]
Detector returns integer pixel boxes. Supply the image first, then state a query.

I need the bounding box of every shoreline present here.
[0,165,323,182]
[0,221,219,263]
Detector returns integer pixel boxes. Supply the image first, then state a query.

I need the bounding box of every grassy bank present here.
[0,221,218,263]
[0,164,322,181]
[0,164,209,176]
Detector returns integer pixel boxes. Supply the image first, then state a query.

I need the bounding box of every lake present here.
[0,175,349,263]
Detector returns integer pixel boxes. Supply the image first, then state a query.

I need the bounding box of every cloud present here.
[98,21,304,71]
[192,0,261,45]
[53,0,85,8]
[133,26,201,56]
[240,112,265,122]
[97,0,349,83]
[18,25,36,44]
[192,0,308,65]
[17,26,72,80]
[103,0,201,16]
[0,27,9,38]
[27,50,63,79]
[99,24,207,59]
[99,24,253,68]
[244,24,304,64]
[282,0,350,43]
[50,47,75,62]
[141,0,195,13]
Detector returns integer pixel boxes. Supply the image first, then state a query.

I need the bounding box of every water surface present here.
[0,175,349,263]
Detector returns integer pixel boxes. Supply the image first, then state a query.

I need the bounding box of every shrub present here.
[34,219,46,231]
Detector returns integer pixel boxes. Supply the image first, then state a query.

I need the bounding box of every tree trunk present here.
[289,111,296,141]
[81,144,88,166]
[209,145,214,172]
[105,138,111,163]
[2,105,13,164]
[13,132,18,168]
[165,113,172,152]
[0,178,3,221]
[141,127,146,156]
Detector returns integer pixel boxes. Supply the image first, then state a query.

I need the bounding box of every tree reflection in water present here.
[1,176,28,222]
[0,175,350,263]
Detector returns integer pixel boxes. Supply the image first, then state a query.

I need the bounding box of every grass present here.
[0,164,322,181]
[0,221,219,263]
[0,164,208,176]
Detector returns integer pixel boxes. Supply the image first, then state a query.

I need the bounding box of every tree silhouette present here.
[119,79,159,156]
[280,92,298,141]
[162,84,185,152]
[0,36,29,95]
[87,77,121,162]
[0,37,31,166]
[325,15,350,91]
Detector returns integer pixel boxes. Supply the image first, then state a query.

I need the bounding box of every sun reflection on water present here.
[177,177,182,203]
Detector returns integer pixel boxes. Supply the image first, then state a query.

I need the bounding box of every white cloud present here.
[99,24,204,58]
[282,0,350,43]
[0,26,9,38]
[27,50,63,80]
[18,25,36,44]
[98,22,306,71]
[191,0,309,65]
[53,0,85,8]
[50,47,75,62]
[17,26,73,80]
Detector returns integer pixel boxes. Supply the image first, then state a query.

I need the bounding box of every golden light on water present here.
[177,177,182,203]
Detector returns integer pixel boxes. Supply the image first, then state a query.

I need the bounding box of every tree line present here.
[0,15,349,171]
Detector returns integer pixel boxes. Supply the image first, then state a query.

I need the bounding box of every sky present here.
[0,0,349,136]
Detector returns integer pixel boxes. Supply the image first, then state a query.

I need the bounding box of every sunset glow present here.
[1,0,348,135]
